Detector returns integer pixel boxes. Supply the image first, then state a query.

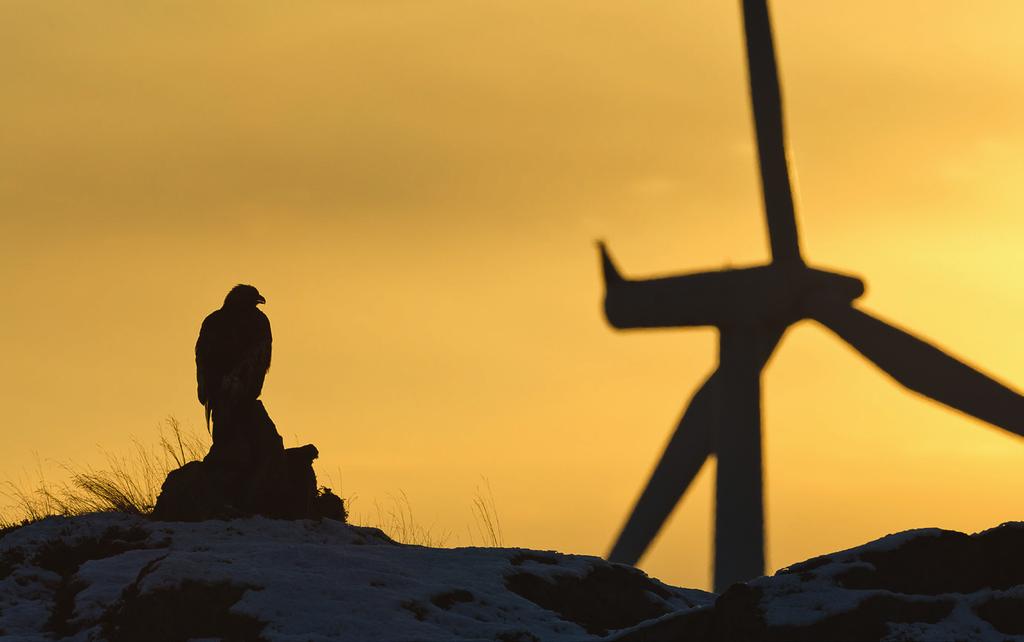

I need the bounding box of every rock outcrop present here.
[152,401,344,522]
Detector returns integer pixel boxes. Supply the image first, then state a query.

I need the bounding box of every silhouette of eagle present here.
[196,284,272,431]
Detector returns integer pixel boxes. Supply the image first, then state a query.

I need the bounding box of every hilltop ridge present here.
[1,515,1020,641]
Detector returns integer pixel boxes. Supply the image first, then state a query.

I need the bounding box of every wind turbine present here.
[600,0,1024,592]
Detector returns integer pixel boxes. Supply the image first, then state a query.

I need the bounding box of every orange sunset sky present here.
[2,0,1022,591]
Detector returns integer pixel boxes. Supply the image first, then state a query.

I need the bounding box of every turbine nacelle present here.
[600,242,864,329]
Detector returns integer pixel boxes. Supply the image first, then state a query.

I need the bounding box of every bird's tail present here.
[204,402,212,435]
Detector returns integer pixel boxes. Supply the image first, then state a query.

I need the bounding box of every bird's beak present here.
[257,295,266,305]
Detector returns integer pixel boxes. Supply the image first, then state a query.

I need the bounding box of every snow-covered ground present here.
[755,525,1024,642]
[6,514,1021,641]
[0,513,710,641]
[613,522,1024,642]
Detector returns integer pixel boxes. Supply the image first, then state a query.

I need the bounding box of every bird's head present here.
[223,284,266,308]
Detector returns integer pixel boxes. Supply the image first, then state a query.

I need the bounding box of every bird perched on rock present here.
[196,284,272,433]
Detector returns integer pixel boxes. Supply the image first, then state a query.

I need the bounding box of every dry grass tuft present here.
[2,422,508,552]
[1,418,208,523]
[470,477,504,548]
[370,490,452,548]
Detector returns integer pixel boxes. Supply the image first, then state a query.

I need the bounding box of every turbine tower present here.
[600,0,1024,592]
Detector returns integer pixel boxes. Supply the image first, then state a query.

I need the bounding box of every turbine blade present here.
[742,0,803,266]
[811,298,1024,438]
[607,371,717,566]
